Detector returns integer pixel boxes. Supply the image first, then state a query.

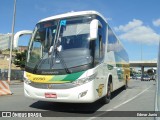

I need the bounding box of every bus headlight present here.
[72,73,97,86]
[23,78,31,84]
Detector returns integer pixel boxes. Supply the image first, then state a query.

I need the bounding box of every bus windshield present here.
[26,16,94,74]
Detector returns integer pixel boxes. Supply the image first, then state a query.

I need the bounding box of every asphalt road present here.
[0,79,156,120]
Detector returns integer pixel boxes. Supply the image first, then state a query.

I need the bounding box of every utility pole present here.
[8,0,17,82]
[140,39,144,77]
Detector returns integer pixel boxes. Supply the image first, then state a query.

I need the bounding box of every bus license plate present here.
[45,93,57,98]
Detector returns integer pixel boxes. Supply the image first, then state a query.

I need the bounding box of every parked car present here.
[141,74,150,81]
[136,74,142,80]
[131,74,137,79]
[150,75,156,80]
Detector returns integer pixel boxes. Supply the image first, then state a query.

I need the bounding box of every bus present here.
[14,11,130,104]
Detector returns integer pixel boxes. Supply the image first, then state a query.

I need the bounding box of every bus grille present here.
[29,82,76,89]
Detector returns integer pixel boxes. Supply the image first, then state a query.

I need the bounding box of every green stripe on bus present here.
[49,71,85,82]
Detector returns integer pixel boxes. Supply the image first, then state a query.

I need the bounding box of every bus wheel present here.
[101,81,111,104]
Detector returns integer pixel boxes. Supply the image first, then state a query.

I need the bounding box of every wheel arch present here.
[106,74,113,92]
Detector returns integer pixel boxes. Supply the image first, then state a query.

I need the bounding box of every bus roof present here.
[38,10,107,23]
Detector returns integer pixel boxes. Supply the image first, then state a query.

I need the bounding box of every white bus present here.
[14,11,130,104]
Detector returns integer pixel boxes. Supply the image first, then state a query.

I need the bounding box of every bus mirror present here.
[89,19,102,40]
[14,30,32,48]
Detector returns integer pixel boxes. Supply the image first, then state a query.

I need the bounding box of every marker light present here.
[78,90,88,98]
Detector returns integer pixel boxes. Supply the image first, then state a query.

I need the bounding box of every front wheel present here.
[101,81,111,104]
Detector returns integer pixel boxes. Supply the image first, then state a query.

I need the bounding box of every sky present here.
[0,0,160,61]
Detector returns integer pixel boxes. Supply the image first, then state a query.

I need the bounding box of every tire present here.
[101,81,111,104]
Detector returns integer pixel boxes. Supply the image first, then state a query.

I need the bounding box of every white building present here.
[0,33,12,50]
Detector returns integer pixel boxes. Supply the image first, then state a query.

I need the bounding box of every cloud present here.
[114,19,143,32]
[153,19,160,27]
[114,19,159,45]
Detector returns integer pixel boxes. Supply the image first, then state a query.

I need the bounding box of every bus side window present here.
[107,26,117,52]
[99,35,103,58]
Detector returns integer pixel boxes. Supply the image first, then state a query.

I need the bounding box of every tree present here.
[13,49,18,52]
[0,50,2,54]
[14,50,27,68]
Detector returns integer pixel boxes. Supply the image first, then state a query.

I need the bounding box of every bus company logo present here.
[96,84,104,97]
[33,77,45,81]
[47,84,52,89]
[42,71,59,74]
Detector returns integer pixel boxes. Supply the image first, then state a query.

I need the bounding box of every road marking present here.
[87,85,152,120]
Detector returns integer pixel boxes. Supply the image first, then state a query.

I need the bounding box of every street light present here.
[8,0,17,82]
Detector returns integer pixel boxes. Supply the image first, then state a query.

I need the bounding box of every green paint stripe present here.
[49,71,85,82]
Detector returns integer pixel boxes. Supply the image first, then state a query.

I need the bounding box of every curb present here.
[10,80,23,85]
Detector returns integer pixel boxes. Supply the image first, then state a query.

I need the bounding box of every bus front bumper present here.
[24,81,97,103]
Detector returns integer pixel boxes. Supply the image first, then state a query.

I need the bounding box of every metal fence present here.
[0,69,23,81]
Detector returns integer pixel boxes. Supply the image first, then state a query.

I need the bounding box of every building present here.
[18,46,28,52]
[0,55,19,70]
[0,33,12,50]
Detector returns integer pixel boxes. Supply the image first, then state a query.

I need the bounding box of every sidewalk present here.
[10,80,23,85]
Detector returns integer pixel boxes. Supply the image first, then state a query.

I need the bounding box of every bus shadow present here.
[30,100,103,114]
[111,86,126,99]
[30,87,126,114]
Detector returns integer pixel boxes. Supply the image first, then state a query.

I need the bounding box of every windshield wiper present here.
[50,20,71,74]
[55,50,71,74]
[33,59,42,74]
[32,53,47,73]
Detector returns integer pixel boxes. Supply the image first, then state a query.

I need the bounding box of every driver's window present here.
[30,42,42,62]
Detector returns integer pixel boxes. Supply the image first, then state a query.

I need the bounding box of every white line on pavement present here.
[87,85,152,120]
